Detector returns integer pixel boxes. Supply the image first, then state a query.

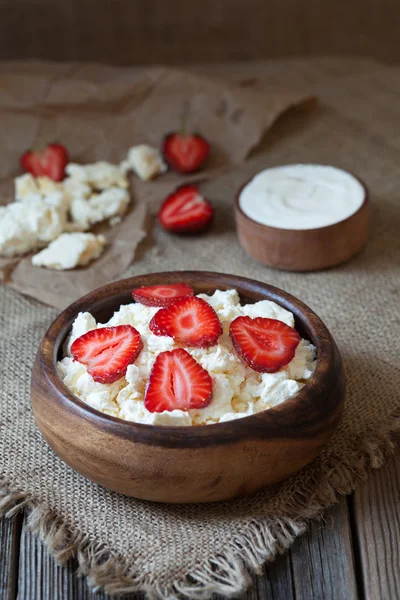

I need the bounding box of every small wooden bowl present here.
[31,271,345,504]
[235,175,369,271]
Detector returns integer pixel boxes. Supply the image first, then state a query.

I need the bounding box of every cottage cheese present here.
[64,161,131,229]
[66,161,128,190]
[32,232,105,270]
[69,187,130,230]
[15,174,63,202]
[15,174,68,212]
[62,177,91,211]
[0,196,66,257]
[120,144,167,181]
[58,290,317,426]
[4,165,130,260]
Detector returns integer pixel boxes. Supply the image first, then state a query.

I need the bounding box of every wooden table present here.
[1,57,399,600]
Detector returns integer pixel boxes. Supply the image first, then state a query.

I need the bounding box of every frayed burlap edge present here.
[1,408,399,600]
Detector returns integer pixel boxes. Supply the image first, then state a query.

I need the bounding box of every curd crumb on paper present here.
[32,232,105,270]
[69,187,130,230]
[15,173,63,202]
[2,163,131,261]
[66,161,128,190]
[120,144,167,181]
[0,196,66,257]
[58,290,317,426]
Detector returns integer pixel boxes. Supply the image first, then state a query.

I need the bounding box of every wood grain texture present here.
[353,446,400,600]
[0,513,21,600]
[234,177,369,272]
[246,553,295,600]
[1,0,400,65]
[290,498,358,599]
[31,271,345,503]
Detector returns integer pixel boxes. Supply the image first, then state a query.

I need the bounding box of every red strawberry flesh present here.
[144,348,213,413]
[132,283,194,307]
[149,296,222,347]
[229,316,301,373]
[20,143,69,181]
[70,324,143,384]
[158,184,214,233]
[162,133,209,174]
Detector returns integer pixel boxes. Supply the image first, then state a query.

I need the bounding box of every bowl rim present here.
[234,163,369,233]
[36,270,341,447]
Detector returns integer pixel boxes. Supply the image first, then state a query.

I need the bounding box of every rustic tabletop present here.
[1,57,399,600]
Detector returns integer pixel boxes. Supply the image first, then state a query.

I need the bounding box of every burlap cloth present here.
[1,59,400,599]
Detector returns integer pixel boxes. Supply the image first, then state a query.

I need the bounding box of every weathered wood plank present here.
[0,514,22,600]
[353,446,400,600]
[246,553,295,600]
[289,498,358,600]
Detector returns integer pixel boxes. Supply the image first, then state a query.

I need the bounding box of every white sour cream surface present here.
[239,164,365,230]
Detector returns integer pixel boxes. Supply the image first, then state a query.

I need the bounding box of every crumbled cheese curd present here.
[58,290,317,426]
[69,187,130,230]
[2,165,131,259]
[120,144,167,181]
[0,195,66,257]
[15,173,64,202]
[64,161,131,230]
[32,232,105,270]
[66,161,128,190]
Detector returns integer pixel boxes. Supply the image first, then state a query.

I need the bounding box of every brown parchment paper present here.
[0,61,312,309]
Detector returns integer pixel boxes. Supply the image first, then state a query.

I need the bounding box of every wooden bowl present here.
[234,175,369,271]
[31,271,345,504]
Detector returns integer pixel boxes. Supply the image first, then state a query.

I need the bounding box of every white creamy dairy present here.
[120,144,167,181]
[69,187,130,230]
[239,164,365,230]
[66,161,128,190]
[0,196,66,257]
[4,165,131,261]
[15,174,64,203]
[64,161,131,230]
[58,290,317,426]
[32,232,105,270]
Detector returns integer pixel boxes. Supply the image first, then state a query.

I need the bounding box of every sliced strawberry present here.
[132,283,194,307]
[70,325,143,384]
[158,184,214,234]
[162,132,209,174]
[20,143,69,181]
[144,348,213,412]
[229,316,301,373]
[149,296,222,348]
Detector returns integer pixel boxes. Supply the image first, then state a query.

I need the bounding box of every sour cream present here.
[239,164,365,230]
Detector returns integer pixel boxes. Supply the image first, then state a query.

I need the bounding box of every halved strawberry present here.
[158,184,214,234]
[70,325,143,384]
[20,143,69,181]
[132,283,194,307]
[162,133,209,174]
[144,348,213,413]
[149,296,222,348]
[229,316,301,373]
